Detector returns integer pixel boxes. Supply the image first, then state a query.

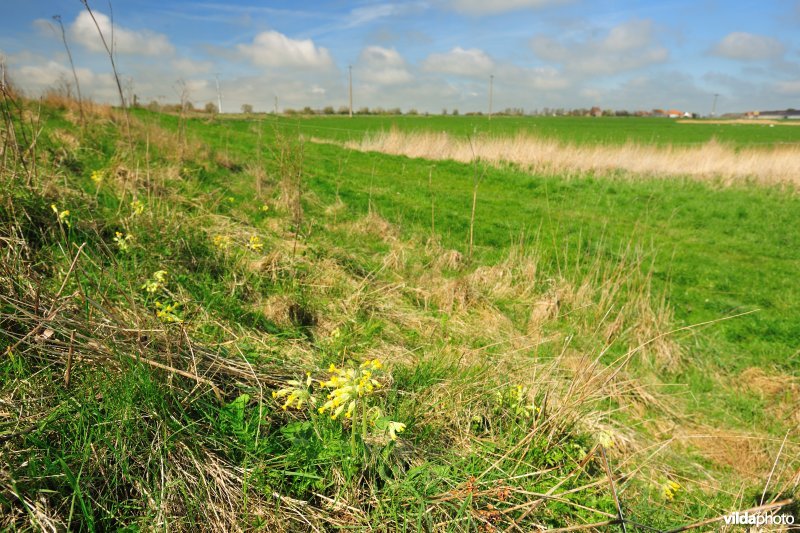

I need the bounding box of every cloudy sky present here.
[2,1,799,114]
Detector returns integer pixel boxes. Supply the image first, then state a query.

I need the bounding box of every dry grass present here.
[346,129,800,188]
[678,119,800,127]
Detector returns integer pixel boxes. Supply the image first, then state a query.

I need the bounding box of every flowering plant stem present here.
[350,399,359,456]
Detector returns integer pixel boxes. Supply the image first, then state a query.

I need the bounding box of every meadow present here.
[254,113,800,147]
[2,93,800,531]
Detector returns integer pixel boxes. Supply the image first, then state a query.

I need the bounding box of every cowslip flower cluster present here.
[51,204,71,228]
[386,420,406,441]
[494,384,538,418]
[247,235,264,252]
[596,431,616,449]
[212,234,232,250]
[114,231,132,252]
[130,199,145,217]
[272,359,407,444]
[155,301,182,323]
[661,480,681,501]
[90,170,104,187]
[318,359,383,420]
[141,270,168,294]
[272,373,316,410]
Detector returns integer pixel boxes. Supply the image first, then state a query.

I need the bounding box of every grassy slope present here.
[177,112,800,500]
[2,101,798,531]
[180,113,800,371]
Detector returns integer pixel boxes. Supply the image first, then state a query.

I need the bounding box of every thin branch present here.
[52,15,84,125]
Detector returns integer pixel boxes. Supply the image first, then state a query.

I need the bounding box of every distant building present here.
[751,109,800,120]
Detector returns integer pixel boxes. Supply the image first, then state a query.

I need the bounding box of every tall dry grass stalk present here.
[347,130,800,187]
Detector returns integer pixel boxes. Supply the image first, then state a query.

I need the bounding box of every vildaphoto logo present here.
[723,511,795,526]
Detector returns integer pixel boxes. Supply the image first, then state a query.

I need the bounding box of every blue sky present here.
[2,1,799,113]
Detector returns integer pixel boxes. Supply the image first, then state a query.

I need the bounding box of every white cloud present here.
[711,32,784,61]
[531,19,668,75]
[520,66,570,90]
[344,4,423,28]
[237,31,333,69]
[69,11,174,56]
[6,54,120,101]
[16,61,85,88]
[171,58,213,76]
[422,47,494,76]
[357,46,413,85]
[447,0,571,14]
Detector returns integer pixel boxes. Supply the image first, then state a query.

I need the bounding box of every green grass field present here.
[3,98,799,531]
[230,113,800,147]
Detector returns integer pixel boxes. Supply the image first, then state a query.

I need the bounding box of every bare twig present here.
[52,15,84,125]
[544,519,621,532]
[761,430,789,505]
[79,0,131,144]
[135,355,223,402]
[64,330,75,387]
[599,445,627,533]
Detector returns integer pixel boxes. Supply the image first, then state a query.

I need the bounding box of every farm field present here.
[3,99,800,531]
[249,113,800,147]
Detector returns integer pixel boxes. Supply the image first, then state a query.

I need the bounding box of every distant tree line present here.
[137,99,697,118]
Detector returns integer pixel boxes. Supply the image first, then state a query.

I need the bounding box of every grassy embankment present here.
[2,94,799,531]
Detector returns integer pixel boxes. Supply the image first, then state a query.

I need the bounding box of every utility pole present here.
[274,95,278,114]
[711,93,719,118]
[488,74,494,121]
[214,73,223,114]
[348,65,354,118]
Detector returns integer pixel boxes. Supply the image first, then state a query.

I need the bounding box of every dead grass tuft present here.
[689,432,773,479]
[740,367,798,398]
[349,211,399,242]
[346,130,800,187]
[425,238,464,271]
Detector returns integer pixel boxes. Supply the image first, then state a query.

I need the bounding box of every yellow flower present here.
[597,431,615,449]
[273,372,316,410]
[360,359,382,371]
[661,480,681,501]
[212,234,232,250]
[141,270,168,294]
[51,204,72,228]
[495,384,536,418]
[155,301,182,323]
[113,231,132,252]
[131,199,145,217]
[90,170,104,186]
[330,327,341,339]
[387,421,406,441]
[260,204,270,213]
[318,360,383,419]
[247,235,263,252]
